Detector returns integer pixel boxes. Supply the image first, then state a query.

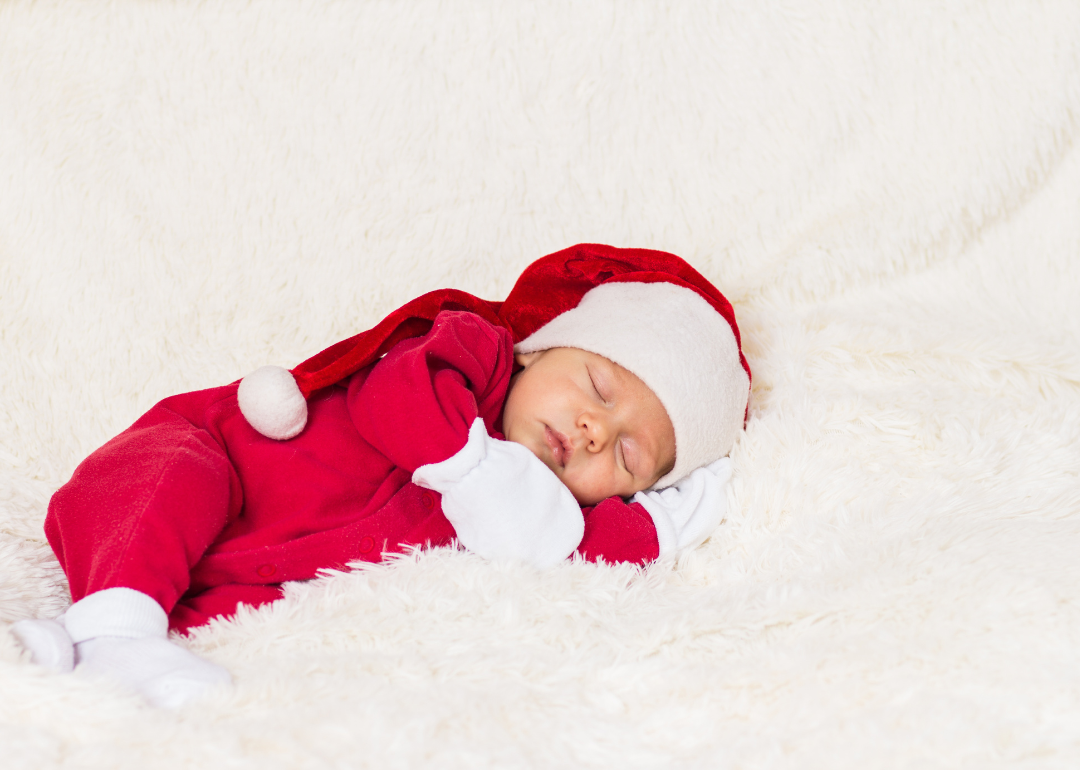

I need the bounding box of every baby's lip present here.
[544,426,573,467]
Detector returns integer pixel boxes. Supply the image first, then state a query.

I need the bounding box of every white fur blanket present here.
[2,2,1079,767]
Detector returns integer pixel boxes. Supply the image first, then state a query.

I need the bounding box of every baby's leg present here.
[22,396,241,706]
[46,398,241,613]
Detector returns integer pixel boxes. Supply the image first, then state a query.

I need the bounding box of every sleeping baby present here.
[13,243,751,708]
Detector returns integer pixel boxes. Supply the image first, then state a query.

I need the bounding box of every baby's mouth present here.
[544,426,573,467]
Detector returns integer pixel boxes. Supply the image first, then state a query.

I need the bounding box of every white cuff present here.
[412,419,489,489]
[62,588,169,643]
[635,490,679,555]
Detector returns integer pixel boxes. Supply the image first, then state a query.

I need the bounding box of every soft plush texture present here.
[237,364,309,440]
[1,2,1079,768]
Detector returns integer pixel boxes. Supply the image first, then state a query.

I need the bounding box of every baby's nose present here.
[582,413,612,449]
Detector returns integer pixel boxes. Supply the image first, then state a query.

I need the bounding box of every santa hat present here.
[238,244,751,488]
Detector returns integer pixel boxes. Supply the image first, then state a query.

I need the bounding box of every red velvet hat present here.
[238,243,751,486]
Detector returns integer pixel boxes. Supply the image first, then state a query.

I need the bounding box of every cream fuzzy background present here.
[2,1,1080,767]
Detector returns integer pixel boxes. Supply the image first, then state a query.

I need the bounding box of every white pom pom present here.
[237,365,308,440]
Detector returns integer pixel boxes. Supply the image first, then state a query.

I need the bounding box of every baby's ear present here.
[514,350,543,368]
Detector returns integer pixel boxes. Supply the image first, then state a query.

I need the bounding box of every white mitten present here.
[632,457,733,557]
[61,587,231,709]
[413,417,585,569]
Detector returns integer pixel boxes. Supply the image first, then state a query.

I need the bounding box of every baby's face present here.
[502,347,676,505]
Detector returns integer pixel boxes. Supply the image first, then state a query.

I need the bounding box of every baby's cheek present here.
[560,473,597,506]
[567,467,621,507]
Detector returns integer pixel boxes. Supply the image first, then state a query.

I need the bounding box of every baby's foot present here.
[11,618,75,672]
[14,589,232,708]
[60,587,231,708]
[75,635,231,709]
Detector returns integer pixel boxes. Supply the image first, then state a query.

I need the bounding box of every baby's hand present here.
[413,418,585,568]
[632,457,733,557]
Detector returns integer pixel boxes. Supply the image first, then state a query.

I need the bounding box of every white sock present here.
[62,588,231,709]
[75,635,232,709]
[11,617,75,673]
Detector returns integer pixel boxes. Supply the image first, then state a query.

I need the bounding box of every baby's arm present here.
[347,310,513,469]
[349,310,585,567]
[576,458,734,564]
[575,498,660,564]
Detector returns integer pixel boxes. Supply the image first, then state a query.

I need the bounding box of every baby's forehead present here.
[542,346,670,414]
[549,346,659,395]
[539,346,632,378]
[574,348,647,385]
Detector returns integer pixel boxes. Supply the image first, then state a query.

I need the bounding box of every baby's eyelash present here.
[588,370,602,398]
[589,370,616,405]
[618,440,634,477]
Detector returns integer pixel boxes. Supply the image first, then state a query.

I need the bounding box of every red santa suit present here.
[46,309,663,634]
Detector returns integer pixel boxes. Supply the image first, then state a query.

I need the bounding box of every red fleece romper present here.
[45,311,660,633]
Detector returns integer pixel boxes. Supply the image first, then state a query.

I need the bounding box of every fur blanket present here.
[2,2,1079,767]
